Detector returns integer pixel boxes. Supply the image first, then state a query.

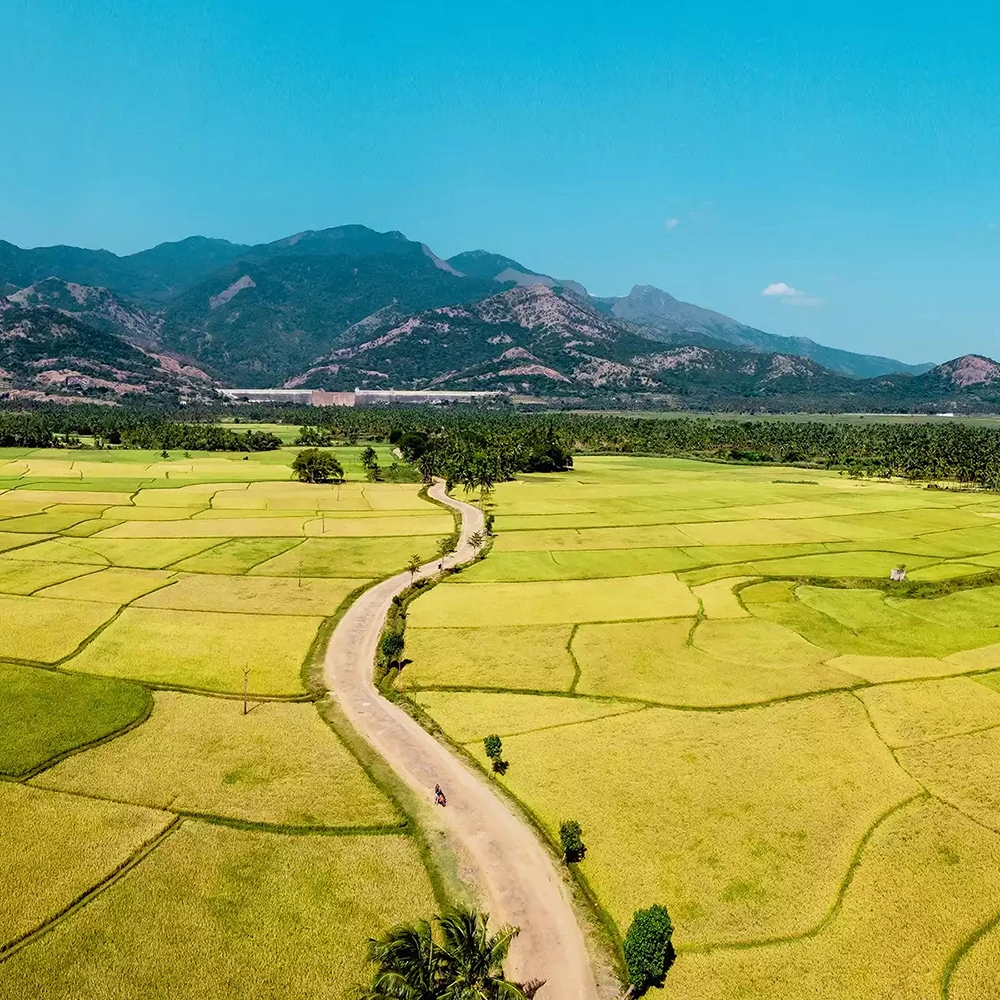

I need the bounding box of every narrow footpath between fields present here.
[324,480,599,1000]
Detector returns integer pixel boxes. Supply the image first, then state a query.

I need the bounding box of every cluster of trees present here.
[11,401,1000,486]
[0,409,281,452]
[355,902,675,997]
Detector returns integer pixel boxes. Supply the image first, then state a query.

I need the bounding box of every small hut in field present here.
[890,565,907,582]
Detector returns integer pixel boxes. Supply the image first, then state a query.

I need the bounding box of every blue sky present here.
[2,1,998,363]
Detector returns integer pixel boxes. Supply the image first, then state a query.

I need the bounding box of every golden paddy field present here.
[401,455,1000,999]
[0,446,440,998]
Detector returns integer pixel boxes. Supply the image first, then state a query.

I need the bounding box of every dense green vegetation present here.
[0,665,150,776]
[8,404,1000,486]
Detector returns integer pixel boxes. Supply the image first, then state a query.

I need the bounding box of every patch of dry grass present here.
[63,607,320,695]
[0,822,437,1000]
[402,624,576,692]
[0,783,172,947]
[34,692,398,828]
[663,799,1000,1000]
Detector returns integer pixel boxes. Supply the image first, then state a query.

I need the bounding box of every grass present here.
[572,618,861,706]
[134,574,368,616]
[691,577,753,618]
[0,560,96,595]
[662,799,1000,1000]
[407,573,698,628]
[0,821,437,999]
[0,783,172,948]
[0,594,119,662]
[946,914,1000,1000]
[396,454,1000,992]
[37,568,176,603]
[859,677,1000,748]
[249,535,439,577]
[34,692,400,828]
[898,728,1000,833]
[402,624,577,691]
[412,690,645,744]
[170,537,302,573]
[418,690,918,946]
[0,664,150,776]
[5,536,220,568]
[63,607,323,695]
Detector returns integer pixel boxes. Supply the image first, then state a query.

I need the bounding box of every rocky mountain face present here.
[287,284,1000,411]
[604,285,932,378]
[0,298,212,401]
[288,284,856,399]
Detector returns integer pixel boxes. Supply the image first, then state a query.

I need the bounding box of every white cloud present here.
[761,282,802,297]
[761,281,824,307]
[665,217,680,230]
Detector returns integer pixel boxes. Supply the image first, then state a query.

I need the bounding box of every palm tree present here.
[469,531,485,554]
[436,908,526,1000]
[355,919,443,999]
[353,908,529,1000]
[407,554,422,582]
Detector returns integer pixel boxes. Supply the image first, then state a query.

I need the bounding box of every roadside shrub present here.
[558,820,586,863]
[483,734,507,773]
[380,632,404,663]
[623,905,675,993]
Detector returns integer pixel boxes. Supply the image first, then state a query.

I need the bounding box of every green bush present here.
[623,905,674,991]
[558,820,586,863]
[379,631,404,662]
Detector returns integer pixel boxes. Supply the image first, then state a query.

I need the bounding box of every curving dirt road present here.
[324,481,599,999]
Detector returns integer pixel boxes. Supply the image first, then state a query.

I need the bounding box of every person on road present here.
[434,783,447,807]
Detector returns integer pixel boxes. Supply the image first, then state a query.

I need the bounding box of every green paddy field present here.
[401,455,1000,999]
[0,446,442,999]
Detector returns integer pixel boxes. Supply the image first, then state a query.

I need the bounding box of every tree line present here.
[6,402,1000,486]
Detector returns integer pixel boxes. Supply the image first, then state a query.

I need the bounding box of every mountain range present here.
[1,224,996,412]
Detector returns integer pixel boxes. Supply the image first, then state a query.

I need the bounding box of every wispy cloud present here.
[761,281,824,307]
[665,217,680,230]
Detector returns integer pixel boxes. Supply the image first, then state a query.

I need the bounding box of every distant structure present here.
[890,566,907,582]
[219,388,503,407]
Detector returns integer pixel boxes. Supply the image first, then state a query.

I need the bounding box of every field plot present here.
[34,692,399,828]
[0,783,172,947]
[1,445,447,998]
[134,574,364,615]
[408,573,697,628]
[0,594,119,662]
[250,535,439,577]
[64,606,323,694]
[0,822,436,1000]
[0,664,150,776]
[401,455,1000,994]
[404,623,576,691]
[663,799,1000,1000]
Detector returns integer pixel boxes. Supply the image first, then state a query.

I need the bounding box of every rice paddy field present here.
[402,455,1000,999]
[0,445,441,998]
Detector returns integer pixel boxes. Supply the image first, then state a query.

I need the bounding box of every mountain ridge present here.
[0,224,939,391]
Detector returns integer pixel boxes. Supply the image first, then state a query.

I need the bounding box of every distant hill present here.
[288,284,856,401]
[0,297,212,401]
[0,224,939,395]
[603,284,932,379]
[287,284,1000,412]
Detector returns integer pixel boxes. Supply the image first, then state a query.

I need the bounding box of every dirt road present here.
[324,481,599,998]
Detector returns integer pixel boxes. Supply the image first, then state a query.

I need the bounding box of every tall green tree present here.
[353,907,528,1000]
